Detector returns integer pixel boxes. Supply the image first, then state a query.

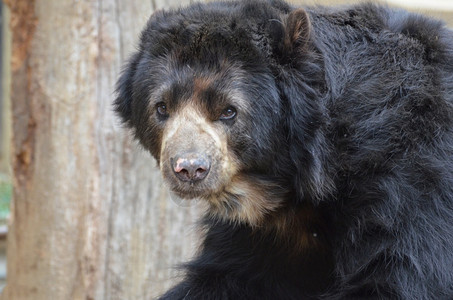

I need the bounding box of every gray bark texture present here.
[1,0,200,299]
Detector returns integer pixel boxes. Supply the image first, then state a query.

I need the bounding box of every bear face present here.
[114,1,320,226]
[143,64,286,226]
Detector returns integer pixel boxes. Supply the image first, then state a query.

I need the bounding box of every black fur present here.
[115,1,453,299]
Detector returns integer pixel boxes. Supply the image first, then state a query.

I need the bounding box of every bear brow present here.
[163,81,193,108]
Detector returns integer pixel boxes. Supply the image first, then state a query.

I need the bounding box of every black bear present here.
[114,0,453,298]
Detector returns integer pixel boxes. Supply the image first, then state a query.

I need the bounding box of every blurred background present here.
[0,0,450,299]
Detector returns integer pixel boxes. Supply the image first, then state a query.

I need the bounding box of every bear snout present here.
[171,153,211,182]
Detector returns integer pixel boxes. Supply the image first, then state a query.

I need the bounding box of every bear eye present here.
[219,106,237,120]
[156,102,169,118]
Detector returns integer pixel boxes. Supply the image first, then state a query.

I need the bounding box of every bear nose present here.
[172,153,210,182]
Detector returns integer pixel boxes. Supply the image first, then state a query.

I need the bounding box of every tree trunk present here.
[2,1,200,299]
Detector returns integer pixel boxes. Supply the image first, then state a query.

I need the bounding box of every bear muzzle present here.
[171,153,211,182]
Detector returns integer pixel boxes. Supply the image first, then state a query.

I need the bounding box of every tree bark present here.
[2,1,200,299]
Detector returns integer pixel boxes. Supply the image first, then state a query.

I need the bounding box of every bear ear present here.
[269,8,311,61]
[114,52,142,125]
[284,8,311,53]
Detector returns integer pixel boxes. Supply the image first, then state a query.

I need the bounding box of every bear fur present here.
[115,0,453,298]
